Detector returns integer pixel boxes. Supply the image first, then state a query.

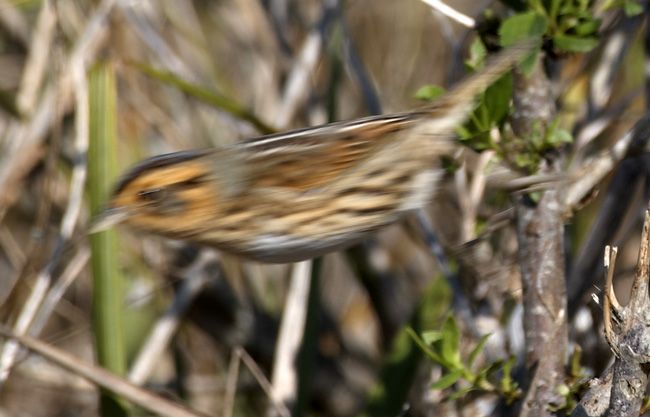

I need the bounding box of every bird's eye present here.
[138,188,165,203]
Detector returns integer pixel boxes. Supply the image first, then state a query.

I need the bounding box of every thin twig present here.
[588,15,641,119]
[566,113,650,213]
[627,207,650,317]
[128,251,217,386]
[420,0,475,28]
[16,0,57,117]
[223,346,242,417]
[273,0,335,128]
[0,260,52,388]
[30,247,91,337]
[240,347,291,417]
[0,226,25,269]
[269,260,312,416]
[119,1,195,81]
[60,43,89,241]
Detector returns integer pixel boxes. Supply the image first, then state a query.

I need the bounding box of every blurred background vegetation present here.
[0,0,648,416]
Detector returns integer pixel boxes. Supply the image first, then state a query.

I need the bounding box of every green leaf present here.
[559,3,581,14]
[457,71,512,152]
[431,369,463,390]
[548,0,562,20]
[472,96,490,131]
[455,125,474,141]
[406,327,445,364]
[501,355,518,392]
[624,1,644,16]
[445,386,475,402]
[466,38,487,70]
[520,50,542,77]
[440,314,462,369]
[574,18,602,36]
[474,359,503,391]
[559,15,580,32]
[468,334,491,367]
[570,346,583,377]
[553,35,599,52]
[499,12,545,76]
[484,73,513,123]
[547,128,573,146]
[414,85,445,101]
[513,152,536,170]
[499,12,547,46]
[421,330,443,345]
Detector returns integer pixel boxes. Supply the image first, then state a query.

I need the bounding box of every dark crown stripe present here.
[113,150,209,195]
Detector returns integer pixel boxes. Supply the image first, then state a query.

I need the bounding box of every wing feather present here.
[236,114,418,191]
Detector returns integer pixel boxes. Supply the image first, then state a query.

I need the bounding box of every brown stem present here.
[513,53,568,417]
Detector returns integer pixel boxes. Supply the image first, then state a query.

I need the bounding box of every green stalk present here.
[130,61,276,135]
[88,60,129,416]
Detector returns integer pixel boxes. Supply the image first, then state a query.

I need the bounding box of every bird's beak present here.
[88,207,129,234]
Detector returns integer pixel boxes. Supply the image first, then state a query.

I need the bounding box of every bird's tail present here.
[425,37,541,120]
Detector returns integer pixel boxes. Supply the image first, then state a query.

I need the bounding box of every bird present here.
[91,40,538,263]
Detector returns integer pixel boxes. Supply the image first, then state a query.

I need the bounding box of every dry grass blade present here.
[0,263,51,388]
[16,0,56,116]
[0,326,213,417]
[225,347,292,417]
[269,260,312,416]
